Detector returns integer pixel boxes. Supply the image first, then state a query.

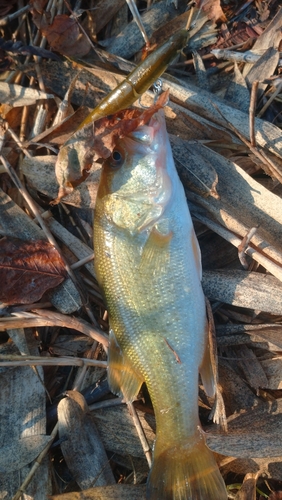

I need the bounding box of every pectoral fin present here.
[108,329,144,402]
[140,226,173,274]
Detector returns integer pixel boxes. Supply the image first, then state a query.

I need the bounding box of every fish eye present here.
[110,148,124,168]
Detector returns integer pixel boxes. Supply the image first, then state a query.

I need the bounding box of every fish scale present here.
[94,108,227,499]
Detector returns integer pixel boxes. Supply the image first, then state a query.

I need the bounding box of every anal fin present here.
[201,299,227,431]
[108,329,144,402]
[199,329,215,399]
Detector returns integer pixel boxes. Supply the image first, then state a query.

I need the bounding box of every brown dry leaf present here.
[269,493,282,499]
[58,391,115,489]
[30,0,48,14]
[52,123,95,204]
[41,14,91,58]
[50,484,146,500]
[92,90,169,159]
[234,473,257,500]
[196,0,226,23]
[26,107,90,147]
[0,237,67,305]
[0,0,17,17]
[0,189,81,313]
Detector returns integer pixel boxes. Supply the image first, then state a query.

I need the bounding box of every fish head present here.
[97,109,172,234]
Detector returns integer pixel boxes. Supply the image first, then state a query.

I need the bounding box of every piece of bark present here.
[220,455,282,482]
[169,138,282,281]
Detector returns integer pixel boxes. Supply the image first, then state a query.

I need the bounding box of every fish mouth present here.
[127,108,167,158]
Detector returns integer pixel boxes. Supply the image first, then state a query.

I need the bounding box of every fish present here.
[93,103,227,499]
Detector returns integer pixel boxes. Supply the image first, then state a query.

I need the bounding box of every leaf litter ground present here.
[0,1,282,499]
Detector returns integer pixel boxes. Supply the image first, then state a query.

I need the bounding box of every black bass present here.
[94,104,227,499]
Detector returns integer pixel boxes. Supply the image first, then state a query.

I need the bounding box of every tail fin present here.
[147,437,227,500]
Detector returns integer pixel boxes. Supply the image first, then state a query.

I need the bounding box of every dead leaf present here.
[0,0,17,17]
[0,37,60,60]
[0,435,51,473]
[207,399,282,458]
[92,90,169,159]
[202,270,282,315]
[58,391,115,489]
[41,14,91,58]
[22,155,100,209]
[50,484,146,500]
[93,405,155,459]
[0,82,53,107]
[0,237,67,305]
[231,345,268,393]
[196,0,226,23]
[0,348,48,497]
[261,357,282,389]
[91,0,126,36]
[53,91,169,203]
[234,473,257,500]
[30,0,48,14]
[0,189,82,314]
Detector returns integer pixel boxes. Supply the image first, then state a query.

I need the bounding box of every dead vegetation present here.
[0,0,282,499]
